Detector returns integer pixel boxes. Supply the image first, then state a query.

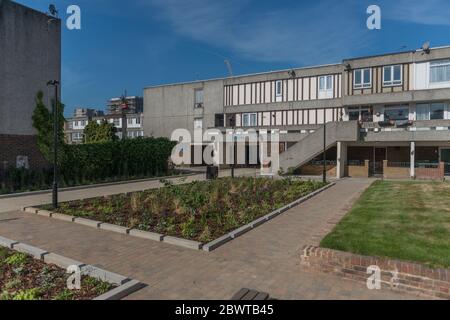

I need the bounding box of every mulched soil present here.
[0,247,115,300]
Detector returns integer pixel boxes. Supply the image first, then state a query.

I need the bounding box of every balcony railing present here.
[387,162,440,169]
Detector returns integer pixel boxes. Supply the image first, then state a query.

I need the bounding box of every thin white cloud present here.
[142,0,373,65]
[384,0,450,26]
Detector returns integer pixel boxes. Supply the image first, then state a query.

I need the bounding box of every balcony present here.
[361,119,450,142]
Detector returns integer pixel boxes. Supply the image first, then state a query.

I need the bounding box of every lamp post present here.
[323,122,327,184]
[47,80,60,209]
[230,116,236,178]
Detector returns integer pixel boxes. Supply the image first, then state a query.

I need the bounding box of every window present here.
[354,69,372,89]
[195,89,204,107]
[194,118,203,130]
[136,117,141,125]
[113,119,120,127]
[275,80,283,97]
[128,118,133,125]
[242,113,257,127]
[416,103,446,121]
[319,75,333,91]
[215,114,224,127]
[318,75,333,99]
[72,132,83,141]
[348,108,360,121]
[383,65,402,86]
[348,107,373,122]
[430,60,450,83]
[384,105,409,121]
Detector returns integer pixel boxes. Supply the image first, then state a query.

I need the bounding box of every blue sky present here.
[17,0,450,116]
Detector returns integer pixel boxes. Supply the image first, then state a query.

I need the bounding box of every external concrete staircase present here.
[279,121,359,172]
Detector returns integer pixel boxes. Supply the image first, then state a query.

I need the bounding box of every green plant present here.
[181,215,197,238]
[4,279,21,290]
[31,91,66,164]
[5,253,28,267]
[13,288,42,300]
[83,277,113,295]
[83,120,118,144]
[0,291,13,300]
[53,289,74,300]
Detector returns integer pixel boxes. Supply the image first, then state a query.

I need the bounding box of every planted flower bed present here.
[41,177,326,243]
[0,247,114,300]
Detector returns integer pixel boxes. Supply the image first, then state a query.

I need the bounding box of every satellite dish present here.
[422,41,431,54]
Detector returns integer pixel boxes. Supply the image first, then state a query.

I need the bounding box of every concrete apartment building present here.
[0,0,61,171]
[65,108,144,144]
[107,96,143,115]
[144,45,450,180]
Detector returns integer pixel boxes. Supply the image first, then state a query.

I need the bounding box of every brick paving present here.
[0,177,427,300]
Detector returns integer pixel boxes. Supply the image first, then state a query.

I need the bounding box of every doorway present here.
[370,147,386,176]
[441,149,450,176]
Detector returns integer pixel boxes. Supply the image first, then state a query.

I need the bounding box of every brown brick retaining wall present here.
[0,134,49,172]
[347,160,369,178]
[300,245,449,299]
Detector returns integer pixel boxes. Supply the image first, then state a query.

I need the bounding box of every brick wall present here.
[0,134,49,172]
[415,163,445,180]
[347,160,369,178]
[299,164,336,177]
[300,245,450,299]
[383,160,410,179]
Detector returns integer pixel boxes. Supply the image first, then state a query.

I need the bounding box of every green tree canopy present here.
[83,120,117,144]
[31,91,66,165]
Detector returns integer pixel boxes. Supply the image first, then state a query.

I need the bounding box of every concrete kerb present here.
[12,243,49,259]
[0,236,19,249]
[203,182,336,252]
[22,182,336,253]
[0,235,144,300]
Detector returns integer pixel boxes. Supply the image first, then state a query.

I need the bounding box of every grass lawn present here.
[43,177,326,243]
[0,247,114,300]
[321,180,450,268]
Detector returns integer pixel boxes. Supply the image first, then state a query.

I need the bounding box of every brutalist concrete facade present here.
[0,0,61,171]
[143,45,450,179]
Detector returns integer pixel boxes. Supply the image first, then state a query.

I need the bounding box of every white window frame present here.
[318,75,334,99]
[242,113,257,127]
[430,60,450,85]
[383,65,403,87]
[194,118,203,130]
[275,80,283,97]
[194,89,204,107]
[353,68,372,89]
[416,103,447,121]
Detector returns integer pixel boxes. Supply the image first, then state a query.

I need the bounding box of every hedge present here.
[0,137,176,194]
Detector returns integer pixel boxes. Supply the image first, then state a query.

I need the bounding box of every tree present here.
[83,120,117,144]
[31,91,66,165]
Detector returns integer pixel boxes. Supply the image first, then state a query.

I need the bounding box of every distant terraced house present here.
[64,106,144,144]
[144,45,450,180]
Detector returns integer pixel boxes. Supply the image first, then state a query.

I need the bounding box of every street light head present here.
[47,80,60,86]
[48,4,58,17]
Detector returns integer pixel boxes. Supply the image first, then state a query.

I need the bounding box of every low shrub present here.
[0,137,177,195]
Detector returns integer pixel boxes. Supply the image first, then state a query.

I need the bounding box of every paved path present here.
[0,178,425,300]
